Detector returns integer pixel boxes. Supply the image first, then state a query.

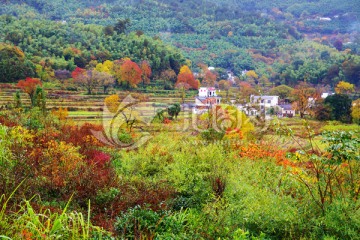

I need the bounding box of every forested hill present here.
[1,0,358,32]
[1,0,359,86]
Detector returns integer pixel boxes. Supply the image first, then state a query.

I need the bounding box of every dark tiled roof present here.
[279,104,293,110]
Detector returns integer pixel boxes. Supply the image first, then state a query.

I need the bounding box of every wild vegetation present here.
[0,95,360,238]
[0,0,359,239]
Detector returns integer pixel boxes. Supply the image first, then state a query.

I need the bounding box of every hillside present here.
[0,0,359,87]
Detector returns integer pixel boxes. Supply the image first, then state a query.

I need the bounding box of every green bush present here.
[118,131,133,144]
[115,206,199,239]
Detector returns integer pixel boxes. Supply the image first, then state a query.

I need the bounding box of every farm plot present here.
[0,86,189,124]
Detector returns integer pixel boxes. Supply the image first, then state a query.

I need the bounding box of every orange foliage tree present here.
[203,70,217,87]
[17,77,42,105]
[38,140,84,193]
[238,81,257,103]
[292,82,318,118]
[116,59,142,88]
[197,63,217,87]
[176,66,199,90]
[52,107,69,122]
[238,143,294,167]
[140,60,152,88]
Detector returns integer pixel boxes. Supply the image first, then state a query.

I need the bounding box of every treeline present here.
[0,16,186,82]
[2,0,358,73]
[1,1,359,88]
[268,41,360,87]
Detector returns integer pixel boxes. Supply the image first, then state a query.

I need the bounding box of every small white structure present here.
[321,92,334,99]
[247,108,259,116]
[279,104,295,117]
[227,71,235,83]
[195,87,221,101]
[241,70,248,76]
[194,87,221,114]
[236,104,259,116]
[250,95,279,109]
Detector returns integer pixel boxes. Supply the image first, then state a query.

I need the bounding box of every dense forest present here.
[1,0,359,85]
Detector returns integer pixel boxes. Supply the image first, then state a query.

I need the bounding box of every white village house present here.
[245,95,296,117]
[236,105,259,116]
[250,95,279,110]
[193,87,222,114]
[278,104,295,117]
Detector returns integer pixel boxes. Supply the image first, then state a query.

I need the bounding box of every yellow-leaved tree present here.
[335,81,355,94]
[96,60,114,75]
[104,94,120,113]
[245,70,259,85]
[351,98,360,124]
[179,65,192,74]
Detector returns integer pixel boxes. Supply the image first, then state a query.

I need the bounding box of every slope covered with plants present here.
[1,0,359,77]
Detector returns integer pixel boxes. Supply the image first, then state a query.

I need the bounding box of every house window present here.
[267,100,271,103]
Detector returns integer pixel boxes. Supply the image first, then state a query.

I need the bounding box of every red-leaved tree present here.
[116,60,142,88]
[176,72,199,90]
[140,60,152,88]
[17,77,42,105]
[72,67,101,94]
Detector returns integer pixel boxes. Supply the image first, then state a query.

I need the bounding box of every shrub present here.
[0,194,111,239]
[118,131,133,144]
[200,128,225,142]
[115,206,197,239]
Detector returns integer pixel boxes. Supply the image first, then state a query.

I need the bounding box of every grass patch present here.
[321,121,360,132]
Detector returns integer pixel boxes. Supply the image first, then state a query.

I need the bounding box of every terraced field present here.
[0,84,195,124]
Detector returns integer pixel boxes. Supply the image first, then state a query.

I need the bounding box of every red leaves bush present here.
[238,142,295,167]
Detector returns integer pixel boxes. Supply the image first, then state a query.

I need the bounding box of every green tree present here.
[324,94,352,123]
[0,43,35,82]
[269,85,294,99]
[167,103,181,120]
[114,18,131,34]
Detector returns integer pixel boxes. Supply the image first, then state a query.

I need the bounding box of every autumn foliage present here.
[175,65,199,90]
[335,81,355,94]
[104,94,120,113]
[17,77,42,101]
[238,143,294,167]
[71,67,86,79]
[116,59,142,88]
[140,60,152,87]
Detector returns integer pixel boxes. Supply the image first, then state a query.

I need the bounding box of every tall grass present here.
[0,186,111,239]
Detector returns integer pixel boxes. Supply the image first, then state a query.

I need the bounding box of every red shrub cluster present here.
[59,123,105,153]
[1,114,177,235]
[0,115,18,127]
[163,118,171,124]
[239,143,296,167]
